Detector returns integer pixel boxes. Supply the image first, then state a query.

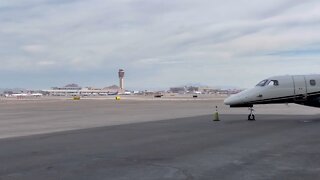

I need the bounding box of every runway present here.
[1,113,320,180]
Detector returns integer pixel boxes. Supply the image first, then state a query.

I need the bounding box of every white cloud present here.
[21,44,47,54]
[0,0,320,88]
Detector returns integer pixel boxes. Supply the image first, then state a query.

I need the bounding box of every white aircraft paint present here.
[224,74,320,108]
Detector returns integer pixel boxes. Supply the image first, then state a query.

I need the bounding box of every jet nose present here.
[224,96,234,105]
[224,94,243,105]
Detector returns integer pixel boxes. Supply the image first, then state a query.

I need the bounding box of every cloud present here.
[0,0,320,88]
[37,60,56,66]
[21,44,47,54]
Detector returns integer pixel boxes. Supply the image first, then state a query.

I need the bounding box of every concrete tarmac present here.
[0,98,318,139]
[1,114,320,180]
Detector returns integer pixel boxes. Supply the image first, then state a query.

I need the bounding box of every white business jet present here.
[224,75,320,120]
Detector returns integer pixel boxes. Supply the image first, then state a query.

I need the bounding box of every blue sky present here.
[1,0,320,89]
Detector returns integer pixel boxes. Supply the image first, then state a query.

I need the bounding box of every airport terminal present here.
[0,69,238,98]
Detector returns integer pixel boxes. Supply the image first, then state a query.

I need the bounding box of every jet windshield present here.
[256,79,268,87]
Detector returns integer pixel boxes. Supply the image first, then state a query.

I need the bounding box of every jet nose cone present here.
[224,94,243,106]
[224,96,234,105]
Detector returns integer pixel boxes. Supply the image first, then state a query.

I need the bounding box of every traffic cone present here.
[213,106,220,121]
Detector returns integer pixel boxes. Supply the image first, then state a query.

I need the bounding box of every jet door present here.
[293,75,307,100]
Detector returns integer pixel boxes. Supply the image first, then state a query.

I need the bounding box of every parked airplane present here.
[194,91,202,94]
[107,92,118,96]
[11,93,28,97]
[30,93,43,97]
[224,75,320,120]
[6,93,43,98]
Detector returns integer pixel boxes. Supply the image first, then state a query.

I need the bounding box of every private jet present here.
[224,75,320,120]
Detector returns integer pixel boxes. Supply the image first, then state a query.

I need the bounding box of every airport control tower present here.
[118,69,125,91]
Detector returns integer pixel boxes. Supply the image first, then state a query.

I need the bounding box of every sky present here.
[1,0,320,90]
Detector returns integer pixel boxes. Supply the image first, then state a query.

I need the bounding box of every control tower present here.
[118,69,125,91]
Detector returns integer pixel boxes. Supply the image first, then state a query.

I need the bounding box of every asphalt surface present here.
[0,98,318,139]
[1,114,320,180]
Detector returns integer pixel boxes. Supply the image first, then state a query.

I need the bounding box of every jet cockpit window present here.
[256,79,268,87]
[310,80,316,86]
[267,80,279,86]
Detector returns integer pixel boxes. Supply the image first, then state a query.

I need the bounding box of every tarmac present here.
[0,96,319,179]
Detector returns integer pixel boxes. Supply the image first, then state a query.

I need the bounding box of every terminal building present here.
[44,69,126,96]
[51,83,82,91]
[45,84,120,96]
